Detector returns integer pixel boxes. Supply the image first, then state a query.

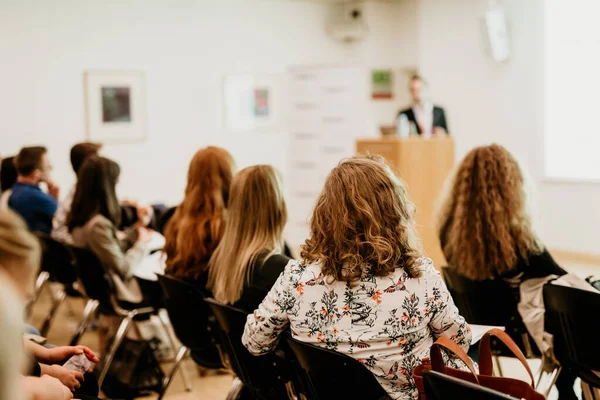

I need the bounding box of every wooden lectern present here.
[356,136,455,268]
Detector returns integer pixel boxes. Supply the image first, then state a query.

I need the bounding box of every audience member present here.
[0,209,99,400]
[208,165,289,312]
[163,146,235,291]
[435,143,575,400]
[52,142,102,243]
[68,156,150,303]
[436,143,566,282]
[8,147,59,234]
[0,156,17,208]
[0,273,25,400]
[242,155,471,399]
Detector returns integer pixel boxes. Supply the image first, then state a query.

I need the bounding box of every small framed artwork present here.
[371,69,394,100]
[84,70,147,143]
[223,74,282,132]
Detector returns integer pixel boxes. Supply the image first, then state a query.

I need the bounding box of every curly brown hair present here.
[301,155,423,282]
[436,144,541,280]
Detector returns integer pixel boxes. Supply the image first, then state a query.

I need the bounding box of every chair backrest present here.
[37,234,78,285]
[543,283,600,373]
[205,298,291,399]
[157,274,213,350]
[442,266,515,327]
[423,370,517,400]
[285,337,389,400]
[442,267,536,355]
[69,245,115,310]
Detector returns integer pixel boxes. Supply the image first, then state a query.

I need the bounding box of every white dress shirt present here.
[412,102,434,137]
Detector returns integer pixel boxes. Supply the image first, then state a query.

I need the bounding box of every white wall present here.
[0,0,418,206]
[416,0,600,255]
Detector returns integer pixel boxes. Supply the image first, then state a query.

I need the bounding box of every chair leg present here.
[545,366,562,397]
[225,377,244,400]
[157,310,192,391]
[285,381,299,400]
[521,333,535,358]
[98,314,132,388]
[27,271,50,314]
[493,355,504,377]
[158,346,191,400]
[39,289,66,337]
[69,299,99,346]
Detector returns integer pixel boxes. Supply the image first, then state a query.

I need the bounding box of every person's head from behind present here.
[70,142,102,175]
[436,144,540,280]
[0,209,41,302]
[209,164,287,304]
[302,155,422,283]
[0,273,26,400]
[409,74,429,106]
[67,156,121,232]
[164,146,235,279]
[14,146,51,184]
[0,157,17,192]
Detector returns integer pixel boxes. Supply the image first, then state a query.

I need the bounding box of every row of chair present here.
[34,233,600,399]
[33,234,192,398]
[444,266,600,395]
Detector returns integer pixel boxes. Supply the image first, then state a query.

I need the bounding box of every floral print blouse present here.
[242,257,472,399]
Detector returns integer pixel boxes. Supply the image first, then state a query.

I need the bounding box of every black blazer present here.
[398,106,448,134]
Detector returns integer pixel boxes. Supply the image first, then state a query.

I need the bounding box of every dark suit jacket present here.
[398,105,448,134]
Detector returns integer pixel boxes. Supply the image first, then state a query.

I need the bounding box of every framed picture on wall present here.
[223,74,283,132]
[83,70,147,143]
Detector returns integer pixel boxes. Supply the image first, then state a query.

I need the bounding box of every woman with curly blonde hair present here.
[243,155,471,400]
[436,143,565,281]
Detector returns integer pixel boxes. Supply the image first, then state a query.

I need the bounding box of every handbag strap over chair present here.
[478,328,536,387]
[430,336,479,384]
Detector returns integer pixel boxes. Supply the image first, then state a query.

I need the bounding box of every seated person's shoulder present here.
[414,257,439,279]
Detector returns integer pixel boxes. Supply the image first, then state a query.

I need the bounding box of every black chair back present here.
[442,266,533,354]
[285,337,389,400]
[205,298,291,399]
[157,206,177,235]
[37,234,78,285]
[69,246,115,311]
[543,283,600,387]
[157,274,222,369]
[423,370,517,400]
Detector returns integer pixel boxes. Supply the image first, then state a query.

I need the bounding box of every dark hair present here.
[70,142,102,174]
[14,146,47,176]
[0,157,17,192]
[67,156,121,231]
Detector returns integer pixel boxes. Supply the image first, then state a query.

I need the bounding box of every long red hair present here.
[163,147,235,279]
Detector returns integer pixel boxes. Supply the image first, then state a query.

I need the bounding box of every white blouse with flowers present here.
[242,257,472,400]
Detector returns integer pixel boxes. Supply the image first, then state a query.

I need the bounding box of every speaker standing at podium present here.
[397,75,449,136]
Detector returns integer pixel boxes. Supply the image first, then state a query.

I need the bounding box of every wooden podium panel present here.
[356,137,455,268]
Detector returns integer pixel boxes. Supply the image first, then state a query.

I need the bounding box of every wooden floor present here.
[29,254,596,399]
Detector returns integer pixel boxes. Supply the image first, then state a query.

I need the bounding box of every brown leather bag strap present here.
[430,336,479,383]
[478,328,535,387]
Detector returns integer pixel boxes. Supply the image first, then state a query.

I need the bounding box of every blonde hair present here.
[301,155,423,282]
[164,147,235,279]
[0,209,41,297]
[208,165,287,304]
[0,272,26,400]
[435,144,542,280]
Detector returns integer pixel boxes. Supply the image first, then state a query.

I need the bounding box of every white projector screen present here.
[545,0,600,181]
